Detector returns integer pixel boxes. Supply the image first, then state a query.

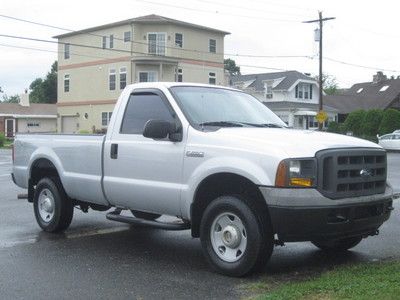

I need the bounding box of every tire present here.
[33,177,74,233]
[312,236,363,252]
[130,210,161,221]
[200,195,274,277]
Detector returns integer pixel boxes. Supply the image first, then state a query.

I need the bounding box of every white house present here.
[231,71,338,129]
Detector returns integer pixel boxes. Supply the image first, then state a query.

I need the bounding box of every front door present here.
[103,89,184,217]
[5,119,15,137]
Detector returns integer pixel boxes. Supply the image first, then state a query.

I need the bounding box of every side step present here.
[106,209,190,231]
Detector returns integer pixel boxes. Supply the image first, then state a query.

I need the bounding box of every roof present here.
[0,103,57,116]
[54,14,230,39]
[324,78,400,114]
[264,101,338,113]
[231,71,316,91]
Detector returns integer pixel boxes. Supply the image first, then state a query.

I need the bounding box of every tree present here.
[2,94,20,103]
[378,109,400,135]
[361,109,383,137]
[343,109,366,136]
[29,61,57,103]
[224,58,241,76]
[315,73,338,95]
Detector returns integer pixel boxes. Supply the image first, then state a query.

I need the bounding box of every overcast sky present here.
[1,0,399,95]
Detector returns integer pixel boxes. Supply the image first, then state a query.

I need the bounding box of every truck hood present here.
[211,128,381,158]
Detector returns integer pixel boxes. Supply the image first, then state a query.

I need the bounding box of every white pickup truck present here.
[12,82,394,276]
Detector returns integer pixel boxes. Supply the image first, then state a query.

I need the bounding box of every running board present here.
[106,209,190,231]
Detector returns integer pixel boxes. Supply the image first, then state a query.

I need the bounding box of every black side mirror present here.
[143,119,181,141]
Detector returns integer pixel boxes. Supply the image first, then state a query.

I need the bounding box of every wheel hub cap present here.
[222,225,241,248]
[210,213,247,263]
[38,188,55,223]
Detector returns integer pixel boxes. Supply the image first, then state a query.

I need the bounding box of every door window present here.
[139,71,157,82]
[120,93,175,134]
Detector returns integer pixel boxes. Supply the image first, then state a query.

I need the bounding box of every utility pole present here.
[303,12,335,130]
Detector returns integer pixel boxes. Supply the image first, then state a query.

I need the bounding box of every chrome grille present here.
[316,148,387,199]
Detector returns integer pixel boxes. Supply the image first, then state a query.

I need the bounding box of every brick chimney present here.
[372,71,387,84]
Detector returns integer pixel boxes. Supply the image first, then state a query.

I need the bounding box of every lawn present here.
[0,139,13,149]
[249,260,400,300]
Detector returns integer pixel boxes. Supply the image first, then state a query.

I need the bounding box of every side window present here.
[120,93,175,134]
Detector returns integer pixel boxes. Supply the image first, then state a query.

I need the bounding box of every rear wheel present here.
[130,210,161,221]
[312,236,363,252]
[33,177,74,232]
[200,195,273,277]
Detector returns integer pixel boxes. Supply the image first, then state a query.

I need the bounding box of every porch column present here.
[288,112,294,127]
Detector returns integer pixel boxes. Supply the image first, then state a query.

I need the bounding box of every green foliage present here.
[78,130,90,134]
[2,94,20,103]
[378,108,400,135]
[326,121,343,134]
[224,58,241,76]
[255,261,400,300]
[314,73,338,95]
[29,61,57,103]
[0,133,5,147]
[361,109,383,137]
[343,109,366,136]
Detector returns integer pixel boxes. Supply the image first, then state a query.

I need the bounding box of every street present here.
[0,149,399,299]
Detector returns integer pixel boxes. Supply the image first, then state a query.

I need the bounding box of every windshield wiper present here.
[198,121,244,128]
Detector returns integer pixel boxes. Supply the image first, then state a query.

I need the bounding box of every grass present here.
[0,139,13,149]
[248,260,400,300]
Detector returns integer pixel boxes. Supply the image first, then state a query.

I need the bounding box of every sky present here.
[1,0,400,96]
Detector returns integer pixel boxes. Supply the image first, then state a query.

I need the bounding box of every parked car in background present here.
[378,133,400,150]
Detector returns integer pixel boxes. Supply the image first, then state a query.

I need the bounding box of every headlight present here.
[275,158,317,187]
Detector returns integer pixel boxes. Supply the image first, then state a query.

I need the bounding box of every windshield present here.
[170,86,287,129]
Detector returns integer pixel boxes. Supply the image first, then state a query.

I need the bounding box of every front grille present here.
[316,148,387,199]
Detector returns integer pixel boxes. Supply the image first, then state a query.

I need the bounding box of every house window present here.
[209,39,216,53]
[101,112,113,127]
[109,35,114,49]
[148,33,166,55]
[109,69,116,90]
[209,72,216,85]
[120,67,127,89]
[308,116,319,128]
[265,83,273,99]
[64,43,70,59]
[295,83,312,100]
[124,31,131,42]
[177,68,183,82]
[139,71,157,82]
[27,122,40,127]
[64,74,70,92]
[175,33,183,48]
[102,36,107,49]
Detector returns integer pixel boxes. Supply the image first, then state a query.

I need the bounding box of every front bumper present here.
[259,186,394,242]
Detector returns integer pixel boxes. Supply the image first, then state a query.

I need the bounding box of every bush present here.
[327,121,343,134]
[343,109,366,136]
[0,133,5,147]
[379,109,400,135]
[361,109,383,137]
[78,129,90,134]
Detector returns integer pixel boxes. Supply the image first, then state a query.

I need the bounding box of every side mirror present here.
[143,119,181,141]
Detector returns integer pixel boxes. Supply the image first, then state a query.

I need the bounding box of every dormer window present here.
[379,85,389,92]
[265,82,273,99]
[357,88,363,93]
[295,83,313,100]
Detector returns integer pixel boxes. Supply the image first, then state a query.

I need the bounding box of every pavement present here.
[0,148,399,299]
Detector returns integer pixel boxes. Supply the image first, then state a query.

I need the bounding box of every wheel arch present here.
[190,172,271,238]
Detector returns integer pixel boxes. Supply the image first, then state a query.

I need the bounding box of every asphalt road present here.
[0,149,399,299]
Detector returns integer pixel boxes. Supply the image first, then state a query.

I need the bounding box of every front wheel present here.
[312,236,363,252]
[200,195,273,277]
[33,177,74,233]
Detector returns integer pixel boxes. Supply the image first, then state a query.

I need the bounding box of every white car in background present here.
[378,133,400,150]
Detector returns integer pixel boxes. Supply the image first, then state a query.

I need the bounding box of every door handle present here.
[111,144,118,159]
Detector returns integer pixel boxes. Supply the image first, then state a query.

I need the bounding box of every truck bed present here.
[13,133,109,206]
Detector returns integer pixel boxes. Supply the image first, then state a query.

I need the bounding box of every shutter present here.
[295,85,298,98]
[310,85,313,99]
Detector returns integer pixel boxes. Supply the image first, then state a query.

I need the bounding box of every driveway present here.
[0,149,399,299]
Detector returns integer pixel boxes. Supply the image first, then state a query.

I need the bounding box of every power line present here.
[0,14,311,59]
[324,57,400,73]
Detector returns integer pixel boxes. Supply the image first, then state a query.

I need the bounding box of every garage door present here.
[61,116,78,133]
